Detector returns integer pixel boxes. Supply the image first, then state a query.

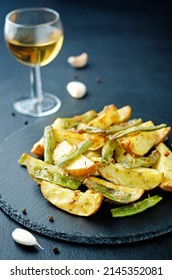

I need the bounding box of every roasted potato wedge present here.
[88,104,119,129]
[53,140,97,176]
[153,142,172,191]
[114,144,160,168]
[31,137,44,156]
[40,181,103,216]
[154,127,171,146]
[98,163,163,190]
[53,126,106,151]
[120,121,170,156]
[116,105,132,123]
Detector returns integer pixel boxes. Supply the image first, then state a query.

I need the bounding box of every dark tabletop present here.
[0,0,172,260]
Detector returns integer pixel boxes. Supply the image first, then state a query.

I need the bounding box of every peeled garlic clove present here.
[12,228,44,249]
[66,81,87,99]
[67,52,88,68]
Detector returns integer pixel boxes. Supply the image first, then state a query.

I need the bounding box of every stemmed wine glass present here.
[4,7,64,117]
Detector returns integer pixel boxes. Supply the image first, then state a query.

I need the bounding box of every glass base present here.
[13,93,61,117]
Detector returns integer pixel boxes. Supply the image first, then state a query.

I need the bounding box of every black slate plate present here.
[0,116,172,244]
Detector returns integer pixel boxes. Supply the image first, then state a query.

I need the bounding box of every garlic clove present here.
[66,81,87,99]
[12,228,44,249]
[67,52,88,68]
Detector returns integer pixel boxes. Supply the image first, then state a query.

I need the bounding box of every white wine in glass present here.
[4,7,64,117]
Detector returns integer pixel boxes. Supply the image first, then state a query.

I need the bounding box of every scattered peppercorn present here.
[11,112,16,117]
[22,208,27,215]
[24,121,29,125]
[73,74,79,80]
[95,77,101,83]
[48,215,54,222]
[53,246,60,254]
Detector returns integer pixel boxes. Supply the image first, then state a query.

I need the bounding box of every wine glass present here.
[4,7,64,117]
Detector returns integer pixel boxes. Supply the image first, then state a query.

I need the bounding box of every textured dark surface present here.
[0,121,172,245]
[0,0,172,259]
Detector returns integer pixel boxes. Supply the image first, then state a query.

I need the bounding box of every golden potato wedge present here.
[120,121,156,156]
[98,163,163,190]
[84,150,102,164]
[114,144,134,164]
[114,144,160,168]
[31,137,44,156]
[116,105,132,123]
[53,127,106,151]
[40,181,103,216]
[64,157,97,177]
[120,121,170,156]
[53,140,97,177]
[154,127,171,146]
[153,142,172,191]
[88,104,119,129]
[31,118,64,156]
[53,140,74,159]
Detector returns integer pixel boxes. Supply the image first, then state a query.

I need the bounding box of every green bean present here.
[74,110,97,123]
[44,126,57,164]
[111,195,162,217]
[60,118,79,128]
[121,150,160,168]
[101,138,118,165]
[112,124,167,140]
[19,153,81,190]
[84,177,144,204]
[106,118,142,135]
[77,123,105,133]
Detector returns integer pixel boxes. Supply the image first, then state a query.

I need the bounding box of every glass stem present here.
[30,65,43,101]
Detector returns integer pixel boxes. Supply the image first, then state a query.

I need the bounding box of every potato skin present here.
[153,142,172,192]
[98,163,163,191]
[41,181,103,216]
[53,140,97,177]
[120,121,171,156]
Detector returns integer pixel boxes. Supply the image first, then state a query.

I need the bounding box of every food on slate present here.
[18,104,172,217]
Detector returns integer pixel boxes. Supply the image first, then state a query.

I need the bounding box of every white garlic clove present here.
[66,81,87,99]
[67,52,88,68]
[12,228,44,249]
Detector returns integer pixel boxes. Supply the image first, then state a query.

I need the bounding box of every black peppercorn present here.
[48,215,54,222]
[73,74,79,80]
[95,77,101,83]
[53,246,59,254]
[22,208,27,215]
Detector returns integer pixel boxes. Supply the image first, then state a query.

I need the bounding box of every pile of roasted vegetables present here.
[19,104,172,217]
